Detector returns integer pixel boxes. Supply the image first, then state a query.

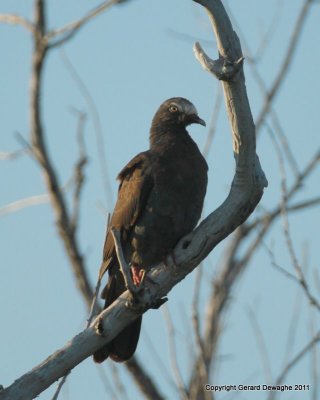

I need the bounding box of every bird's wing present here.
[100,151,154,277]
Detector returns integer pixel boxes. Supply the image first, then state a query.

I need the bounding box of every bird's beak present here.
[189,114,206,127]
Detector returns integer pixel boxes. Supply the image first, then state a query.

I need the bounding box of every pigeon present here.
[93,97,208,363]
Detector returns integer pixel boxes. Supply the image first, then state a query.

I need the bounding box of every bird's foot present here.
[125,265,167,310]
[131,266,146,287]
[124,265,146,309]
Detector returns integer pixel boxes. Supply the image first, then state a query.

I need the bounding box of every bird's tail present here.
[93,268,142,363]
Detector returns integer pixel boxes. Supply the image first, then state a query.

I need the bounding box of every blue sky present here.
[1,1,320,399]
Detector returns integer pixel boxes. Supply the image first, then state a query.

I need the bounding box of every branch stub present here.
[194,42,244,81]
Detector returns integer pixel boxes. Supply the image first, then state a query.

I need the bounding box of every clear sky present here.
[1,1,319,399]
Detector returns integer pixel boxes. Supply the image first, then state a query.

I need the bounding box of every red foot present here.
[131,265,145,286]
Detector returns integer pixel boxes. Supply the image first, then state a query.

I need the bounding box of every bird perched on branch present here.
[93,97,208,363]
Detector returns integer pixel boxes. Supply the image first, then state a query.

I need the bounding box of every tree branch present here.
[0,194,50,217]
[29,0,94,307]
[125,358,166,400]
[255,0,314,132]
[0,14,35,33]
[268,332,320,400]
[46,0,131,48]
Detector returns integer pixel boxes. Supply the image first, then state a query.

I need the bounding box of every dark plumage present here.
[93,97,208,363]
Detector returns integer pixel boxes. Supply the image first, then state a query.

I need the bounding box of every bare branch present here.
[310,312,319,400]
[268,332,320,400]
[0,148,27,161]
[0,14,35,33]
[46,0,130,48]
[265,237,320,314]
[287,197,320,212]
[59,50,113,208]
[70,110,88,233]
[29,0,94,308]
[142,328,178,389]
[125,358,166,400]
[267,124,320,312]
[281,284,303,369]
[247,147,320,232]
[246,307,272,383]
[110,364,129,400]
[253,0,283,62]
[0,194,50,217]
[163,307,189,400]
[95,365,120,400]
[0,289,155,400]
[194,42,244,81]
[255,0,314,132]
[191,266,212,400]
[50,373,70,400]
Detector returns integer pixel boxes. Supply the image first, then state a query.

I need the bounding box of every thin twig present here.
[0,14,35,33]
[52,247,104,400]
[246,307,272,383]
[0,194,50,217]
[141,329,177,389]
[51,373,70,400]
[266,124,320,312]
[125,357,166,400]
[95,365,120,400]
[46,0,129,48]
[281,281,303,369]
[310,311,319,400]
[254,0,284,62]
[162,307,189,400]
[51,282,103,400]
[268,332,320,400]
[268,114,300,177]
[247,148,320,232]
[70,109,88,233]
[59,50,113,208]
[0,148,27,161]
[191,266,212,400]
[255,0,314,132]
[111,364,129,400]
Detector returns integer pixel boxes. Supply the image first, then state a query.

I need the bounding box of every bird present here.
[93,97,208,363]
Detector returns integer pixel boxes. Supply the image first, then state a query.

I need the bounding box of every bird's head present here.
[150,97,206,138]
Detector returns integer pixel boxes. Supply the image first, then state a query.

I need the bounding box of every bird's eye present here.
[169,105,178,113]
